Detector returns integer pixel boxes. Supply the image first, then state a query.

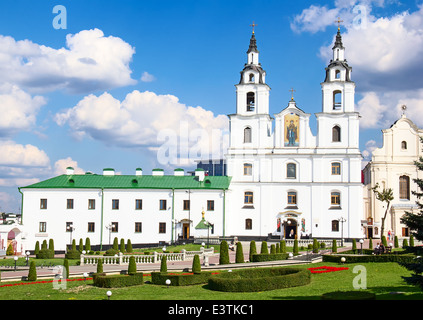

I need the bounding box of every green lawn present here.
[0,262,422,300]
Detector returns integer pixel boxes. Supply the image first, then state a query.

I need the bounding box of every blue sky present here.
[0,0,422,212]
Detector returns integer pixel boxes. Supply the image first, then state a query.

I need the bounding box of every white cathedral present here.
[11,27,364,252]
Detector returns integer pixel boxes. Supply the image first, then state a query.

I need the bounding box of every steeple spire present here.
[332,17,344,50]
[247,28,259,54]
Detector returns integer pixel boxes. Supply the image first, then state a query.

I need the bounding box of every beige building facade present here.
[363,113,423,240]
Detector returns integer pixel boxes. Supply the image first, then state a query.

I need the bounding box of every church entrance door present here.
[285,219,297,239]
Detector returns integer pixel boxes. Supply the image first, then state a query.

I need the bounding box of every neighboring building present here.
[19,167,230,251]
[363,113,423,239]
[225,27,363,240]
[195,159,227,176]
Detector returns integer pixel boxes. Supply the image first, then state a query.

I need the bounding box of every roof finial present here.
[250,21,257,34]
[289,88,296,101]
[335,17,343,31]
[401,104,407,116]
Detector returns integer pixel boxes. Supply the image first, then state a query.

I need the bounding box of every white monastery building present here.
[363,111,423,240]
[17,27,365,252]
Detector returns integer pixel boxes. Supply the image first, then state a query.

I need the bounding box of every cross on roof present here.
[250,21,257,34]
[289,88,296,100]
[335,17,343,30]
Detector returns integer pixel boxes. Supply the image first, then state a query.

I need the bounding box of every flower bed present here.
[0,277,92,288]
[308,266,349,274]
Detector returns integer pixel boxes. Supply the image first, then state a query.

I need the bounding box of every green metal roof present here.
[20,174,231,190]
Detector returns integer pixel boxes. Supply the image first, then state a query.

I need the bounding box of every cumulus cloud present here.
[0,28,136,94]
[54,157,85,175]
[55,90,229,166]
[141,71,156,82]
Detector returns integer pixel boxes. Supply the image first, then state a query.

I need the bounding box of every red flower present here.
[308,266,349,274]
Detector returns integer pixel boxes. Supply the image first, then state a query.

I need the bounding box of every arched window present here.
[245,218,252,230]
[243,163,252,176]
[332,220,339,232]
[399,175,410,200]
[332,125,341,142]
[249,74,255,82]
[287,163,296,178]
[247,92,255,111]
[331,162,341,175]
[401,141,407,150]
[335,70,341,79]
[244,127,252,143]
[244,191,254,204]
[331,191,341,206]
[333,90,342,110]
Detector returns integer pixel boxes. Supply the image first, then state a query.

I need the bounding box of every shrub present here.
[236,242,244,263]
[260,241,268,254]
[79,238,84,252]
[127,239,133,253]
[352,239,357,253]
[104,248,119,256]
[312,238,318,253]
[251,253,289,262]
[321,291,375,300]
[276,243,280,253]
[270,244,276,254]
[120,238,125,253]
[97,258,103,273]
[128,256,137,275]
[249,241,257,262]
[410,235,415,247]
[160,256,168,273]
[280,240,286,253]
[293,239,299,255]
[382,235,387,247]
[219,241,230,265]
[208,267,310,292]
[322,252,416,264]
[394,236,399,248]
[6,244,14,256]
[34,241,40,256]
[113,237,119,250]
[49,239,54,253]
[27,261,37,281]
[403,239,409,248]
[85,238,91,252]
[41,240,48,250]
[332,239,338,253]
[36,248,54,259]
[65,249,81,260]
[64,259,70,279]
[192,254,201,274]
[93,273,144,288]
[369,238,373,250]
[151,271,213,286]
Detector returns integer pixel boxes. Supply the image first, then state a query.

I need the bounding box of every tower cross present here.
[250,21,257,34]
[289,88,296,100]
[335,17,343,30]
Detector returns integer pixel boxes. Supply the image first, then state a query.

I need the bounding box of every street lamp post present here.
[25,251,30,266]
[338,217,346,247]
[14,256,18,271]
[359,239,364,254]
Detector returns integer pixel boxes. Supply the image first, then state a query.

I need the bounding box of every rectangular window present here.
[135,199,143,210]
[243,163,252,176]
[88,199,96,210]
[207,200,215,211]
[88,222,95,233]
[39,222,47,232]
[111,222,118,232]
[67,199,74,209]
[245,219,252,230]
[40,199,47,210]
[135,222,142,233]
[244,192,253,204]
[160,200,167,210]
[159,222,166,234]
[331,162,341,175]
[331,192,341,206]
[112,199,119,210]
[183,200,190,211]
[287,192,297,205]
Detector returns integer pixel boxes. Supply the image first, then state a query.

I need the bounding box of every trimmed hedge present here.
[151,271,213,286]
[93,272,144,288]
[251,253,289,262]
[322,252,416,264]
[208,267,311,292]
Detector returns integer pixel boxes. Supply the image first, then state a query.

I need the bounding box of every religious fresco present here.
[284,113,299,147]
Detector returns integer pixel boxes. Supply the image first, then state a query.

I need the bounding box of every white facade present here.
[363,114,423,239]
[225,29,363,240]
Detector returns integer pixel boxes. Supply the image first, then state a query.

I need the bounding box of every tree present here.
[332,239,338,253]
[219,240,230,265]
[235,242,244,263]
[97,258,103,273]
[372,183,394,238]
[64,259,69,279]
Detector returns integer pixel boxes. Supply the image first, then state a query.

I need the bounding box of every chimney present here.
[136,168,143,176]
[66,167,74,175]
[195,168,205,182]
[174,168,184,176]
[103,168,115,176]
[152,168,164,176]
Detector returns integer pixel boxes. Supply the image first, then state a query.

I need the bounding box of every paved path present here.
[0,241,354,282]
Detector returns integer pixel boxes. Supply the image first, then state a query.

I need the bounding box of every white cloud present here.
[291,5,341,34]
[141,71,156,82]
[356,92,388,128]
[0,28,136,94]
[54,157,85,176]
[55,90,229,166]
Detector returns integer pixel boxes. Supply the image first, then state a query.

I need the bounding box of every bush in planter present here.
[236,242,244,263]
[192,254,201,274]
